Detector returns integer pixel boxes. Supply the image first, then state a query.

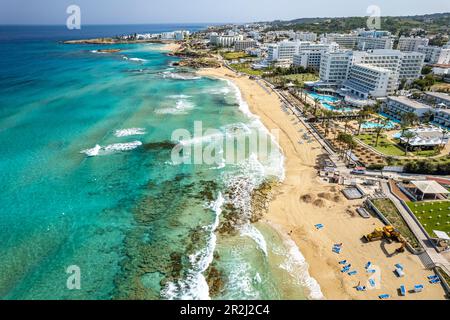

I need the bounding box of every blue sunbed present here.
[366,269,376,274]
[356,286,366,292]
[369,279,376,287]
[339,260,348,265]
[399,285,406,296]
[315,224,324,230]
[348,270,357,276]
[414,284,424,293]
[428,275,439,280]
[365,262,372,269]
[395,268,405,278]
[379,294,390,299]
[430,278,441,284]
[395,264,404,270]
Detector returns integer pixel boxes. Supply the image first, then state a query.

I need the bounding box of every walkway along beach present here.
[197,66,447,300]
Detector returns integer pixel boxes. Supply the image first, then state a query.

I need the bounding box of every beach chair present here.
[369,279,376,287]
[356,286,366,292]
[395,264,404,270]
[427,275,439,280]
[430,278,441,284]
[414,284,424,293]
[379,294,390,300]
[348,270,357,276]
[332,247,341,254]
[341,266,351,273]
[395,268,405,278]
[339,260,348,265]
[314,224,324,230]
[399,285,406,296]
[366,269,376,274]
[365,262,372,269]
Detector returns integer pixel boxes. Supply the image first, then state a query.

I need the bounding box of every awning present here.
[433,230,450,240]
[411,180,450,195]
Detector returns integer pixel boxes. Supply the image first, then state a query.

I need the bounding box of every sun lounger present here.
[395,264,404,270]
[414,284,424,293]
[399,285,406,296]
[379,294,390,300]
[332,247,341,254]
[366,269,376,274]
[341,266,351,273]
[356,286,366,292]
[430,278,441,284]
[428,275,439,280]
[348,270,357,276]
[339,260,347,265]
[395,268,405,278]
[369,279,376,287]
[365,262,372,269]
[314,224,324,230]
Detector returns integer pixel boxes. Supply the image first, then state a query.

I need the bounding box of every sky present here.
[1,0,449,25]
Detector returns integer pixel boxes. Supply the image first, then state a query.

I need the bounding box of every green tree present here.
[402,131,416,156]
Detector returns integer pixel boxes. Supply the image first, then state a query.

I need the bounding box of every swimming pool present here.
[361,121,397,130]
[307,92,354,113]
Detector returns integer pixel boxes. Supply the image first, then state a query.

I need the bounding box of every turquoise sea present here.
[0,25,321,300]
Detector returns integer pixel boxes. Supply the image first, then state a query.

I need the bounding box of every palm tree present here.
[356,118,365,135]
[343,118,351,134]
[402,131,416,156]
[313,98,320,116]
[374,119,389,147]
[441,129,448,150]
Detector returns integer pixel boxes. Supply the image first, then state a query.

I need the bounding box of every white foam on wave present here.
[155,97,195,115]
[80,141,142,157]
[114,128,146,137]
[124,57,147,63]
[240,224,268,256]
[162,71,201,80]
[269,223,324,300]
[161,193,224,300]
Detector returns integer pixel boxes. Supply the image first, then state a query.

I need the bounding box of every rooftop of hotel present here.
[352,63,391,73]
[387,96,431,110]
[425,91,450,102]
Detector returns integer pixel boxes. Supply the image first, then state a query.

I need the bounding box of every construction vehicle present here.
[364,226,407,253]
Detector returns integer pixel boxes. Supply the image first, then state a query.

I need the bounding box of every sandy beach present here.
[197,66,447,300]
[160,42,182,53]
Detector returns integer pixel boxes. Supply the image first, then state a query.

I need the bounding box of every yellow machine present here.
[364,226,407,253]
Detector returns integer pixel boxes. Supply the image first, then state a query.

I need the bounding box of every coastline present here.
[197,66,447,300]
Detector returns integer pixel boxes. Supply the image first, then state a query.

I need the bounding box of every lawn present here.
[371,198,421,249]
[356,134,405,157]
[406,201,450,236]
[282,73,319,85]
[231,63,264,76]
[221,51,252,61]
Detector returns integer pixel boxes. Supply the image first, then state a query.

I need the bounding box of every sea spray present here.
[161,192,224,300]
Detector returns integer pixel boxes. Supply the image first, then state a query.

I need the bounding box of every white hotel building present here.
[383,96,432,121]
[292,42,339,70]
[319,50,353,86]
[342,64,391,98]
[418,45,450,64]
[397,36,429,52]
[356,36,394,51]
[321,33,357,49]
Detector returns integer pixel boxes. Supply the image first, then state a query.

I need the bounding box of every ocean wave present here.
[162,71,201,80]
[161,193,224,300]
[223,259,261,299]
[270,223,324,300]
[123,57,147,63]
[80,141,142,157]
[240,224,268,256]
[114,128,146,137]
[155,97,195,115]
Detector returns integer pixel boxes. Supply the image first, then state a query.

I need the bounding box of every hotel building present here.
[234,39,257,51]
[418,45,450,64]
[342,64,391,99]
[383,96,432,121]
[397,36,429,52]
[319,50,353,85]
[434,109,450,128]
[292,42,339,70]
[356,36,394,51]
[321,33,357,49]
